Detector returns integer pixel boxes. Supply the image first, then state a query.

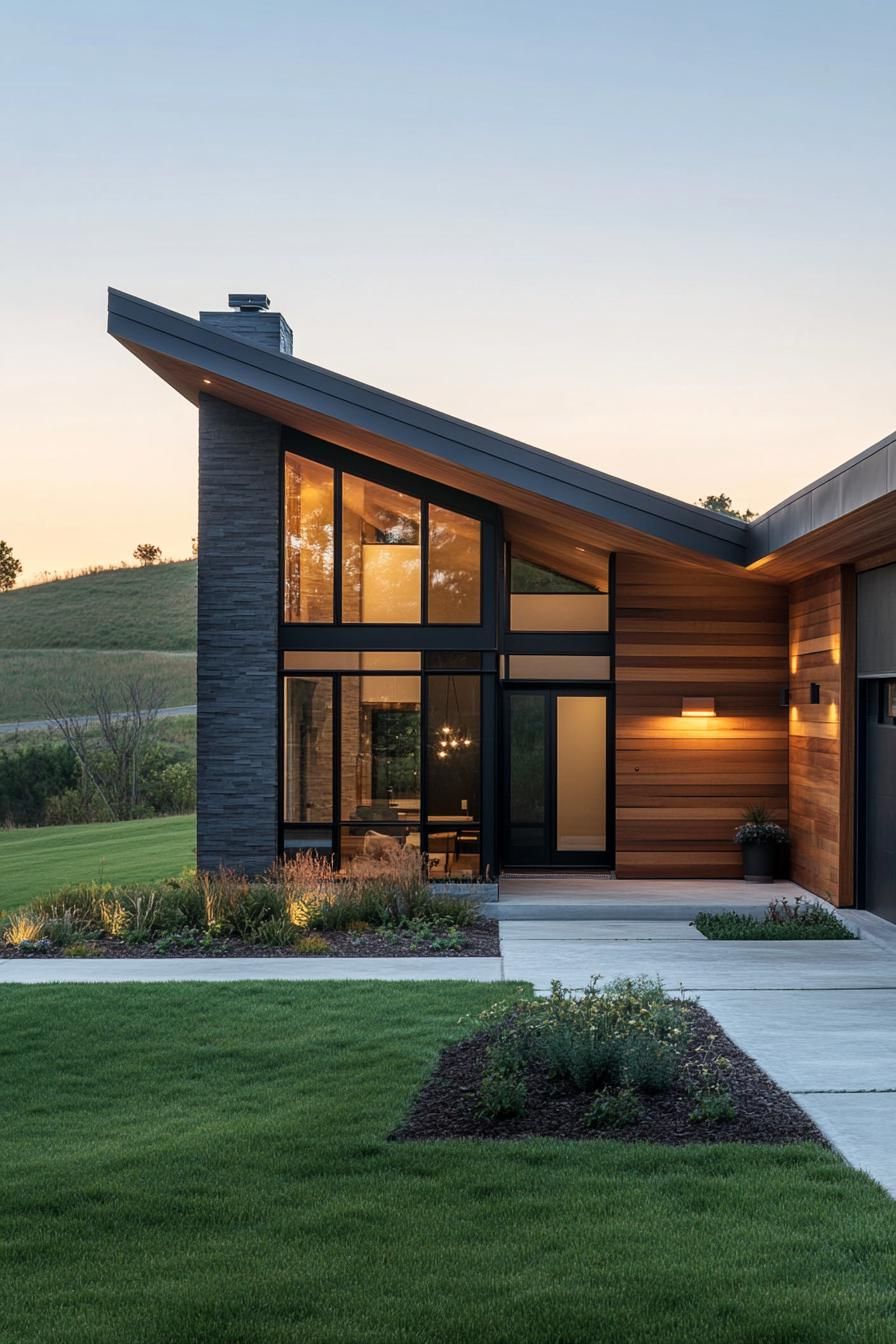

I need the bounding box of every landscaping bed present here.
[2,918,499,958]
[394,982,825,1147]
[695,895,855,940]
[1,849,494,956]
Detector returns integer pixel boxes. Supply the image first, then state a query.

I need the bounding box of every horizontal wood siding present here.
[788,567,854,905]
[615,555,788,878]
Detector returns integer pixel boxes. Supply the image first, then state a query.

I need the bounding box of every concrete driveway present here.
[501,919,896,1197]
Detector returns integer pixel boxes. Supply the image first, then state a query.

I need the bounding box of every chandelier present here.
[435,676,473,758]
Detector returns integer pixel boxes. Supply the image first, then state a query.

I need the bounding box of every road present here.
[0,705,197,735]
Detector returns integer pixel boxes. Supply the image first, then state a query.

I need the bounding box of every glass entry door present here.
[503,686,610,867]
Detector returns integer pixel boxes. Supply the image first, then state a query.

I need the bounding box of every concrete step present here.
[483,900,773,921]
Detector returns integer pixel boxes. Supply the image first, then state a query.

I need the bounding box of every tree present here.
[133,542,162,566]
[43,678,163,821]
[0,539,22,591]
[696,493,757,523]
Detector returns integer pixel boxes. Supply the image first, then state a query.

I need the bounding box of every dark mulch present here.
[2,919,500,960]
[392,1003,827,1147]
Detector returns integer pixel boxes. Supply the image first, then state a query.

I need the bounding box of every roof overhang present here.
[107,288,752,573]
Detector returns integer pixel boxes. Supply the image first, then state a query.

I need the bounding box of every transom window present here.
[509,550,609,633]
[283,451,482,626]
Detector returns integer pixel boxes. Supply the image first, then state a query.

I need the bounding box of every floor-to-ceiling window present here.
[281,436,495,873]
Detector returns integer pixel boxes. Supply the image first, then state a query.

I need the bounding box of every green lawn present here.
[0,649,196,721]
[0,560,196,651]
[0,814,195,910]
[0,982,893,1344]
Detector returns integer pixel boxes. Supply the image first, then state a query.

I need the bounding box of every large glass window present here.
[343,477,421,623]
[426,675,480,824]
[428,506,481,624]
[509,553,609,632]
[283,676,333,822]
[283,454,334,623]
[340,674,422,866]
[283,453,485,627]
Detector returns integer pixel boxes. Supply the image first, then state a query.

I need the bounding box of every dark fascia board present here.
[747,428,896,562]
[108,288,749,565]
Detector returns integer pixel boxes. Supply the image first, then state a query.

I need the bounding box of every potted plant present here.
[734,805,789,884]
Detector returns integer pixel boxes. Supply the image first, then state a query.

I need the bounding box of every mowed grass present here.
[1,982,894,1344]
[0,649,196,721]
[0,814,195,911]
[0,560,196,651]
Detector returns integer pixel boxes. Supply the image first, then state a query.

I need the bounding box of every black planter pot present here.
[741,840,777,884]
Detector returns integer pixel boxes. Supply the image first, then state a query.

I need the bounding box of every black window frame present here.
[281,430,498,641]
[280,662,495,873]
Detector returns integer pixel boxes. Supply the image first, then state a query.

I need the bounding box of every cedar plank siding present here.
[615,554,788,878]
[787,566,855,905]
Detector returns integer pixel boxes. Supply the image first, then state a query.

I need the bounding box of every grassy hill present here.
[0,562,197,721]
[0,560,197,651]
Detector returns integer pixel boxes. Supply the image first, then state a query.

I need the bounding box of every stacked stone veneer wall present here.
[197,395,281,872]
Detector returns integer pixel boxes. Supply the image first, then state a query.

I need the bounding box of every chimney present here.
[199,293,293,355]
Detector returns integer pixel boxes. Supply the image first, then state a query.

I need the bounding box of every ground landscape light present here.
[681,697,716,717]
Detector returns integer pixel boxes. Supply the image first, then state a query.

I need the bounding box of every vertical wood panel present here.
[788,566,855,905]
[615,555,788,879]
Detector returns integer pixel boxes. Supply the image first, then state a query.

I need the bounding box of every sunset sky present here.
[3,1,895,583]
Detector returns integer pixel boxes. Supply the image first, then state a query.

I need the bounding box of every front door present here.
[503,686,611,868]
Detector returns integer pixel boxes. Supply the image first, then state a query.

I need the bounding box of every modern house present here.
[109,290,896,921]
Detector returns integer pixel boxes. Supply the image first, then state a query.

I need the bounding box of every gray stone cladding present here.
[197,394,281,872]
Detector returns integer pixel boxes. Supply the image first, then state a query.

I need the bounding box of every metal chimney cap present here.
[228,293,271,312]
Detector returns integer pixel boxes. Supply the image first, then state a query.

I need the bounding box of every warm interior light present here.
[681,696,716,717]
[202,378,212,384]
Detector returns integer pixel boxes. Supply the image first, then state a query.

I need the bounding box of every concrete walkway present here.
[501,918,896,1197]
[0,955,504,983]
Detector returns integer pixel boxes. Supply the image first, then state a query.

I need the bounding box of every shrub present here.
[62,942,94,959]
[0,741,79,826]
[587,1087,643,1130]
[477,1034,527,1120]
[472,977,688,1101]
[619,1035,679,1092]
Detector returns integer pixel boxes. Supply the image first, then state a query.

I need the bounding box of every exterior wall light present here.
[681,697,716,717]
[810,682,821,704]
[779,687,790,709]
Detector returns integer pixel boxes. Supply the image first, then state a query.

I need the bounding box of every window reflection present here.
[283,677,333,822]
[428,505,481,623]
[343,476,421,623]
[283,453,334,622]
[509,553,608,632]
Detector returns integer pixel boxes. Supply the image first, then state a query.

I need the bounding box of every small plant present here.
[687,1035,736,1124]
[477,1034,527,1120]
[63,942,94,958]
[689,1090,736,1123]
[293,933,331,956]
[155,930,199,954]
[587,1087,643,1130]
[3,911,45,947]
[98,898,129,937]
[734,804,789,847]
